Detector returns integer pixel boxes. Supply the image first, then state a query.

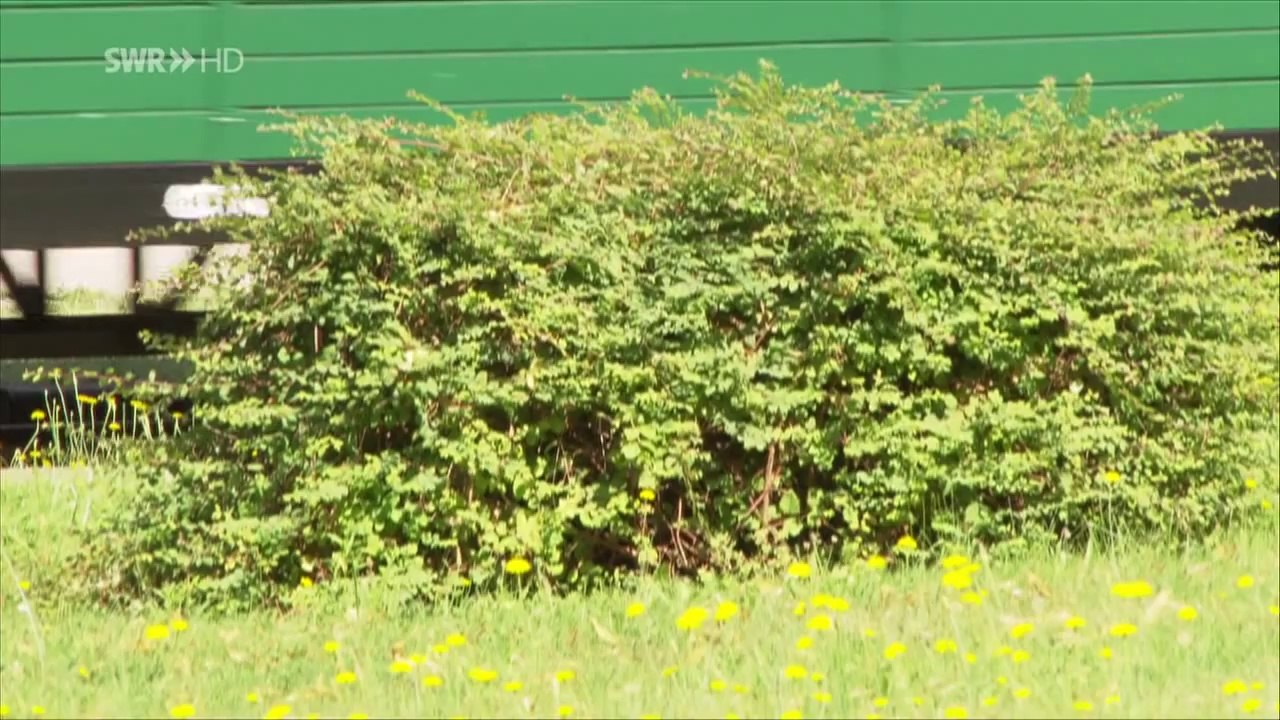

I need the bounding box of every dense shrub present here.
[75,66,1280,609]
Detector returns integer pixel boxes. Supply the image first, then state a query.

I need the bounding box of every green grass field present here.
[1,469,1277,720]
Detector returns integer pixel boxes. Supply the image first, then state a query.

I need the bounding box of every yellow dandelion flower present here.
[1223,680,1248,696]
[1109,623,1137,638]
[1099,646,1113,660]
[1104,470,1122,484]
[1245,478,1259,490]
[169,704,196,719]
[982,696,998,707]
[935,638,958,654]
[941,554,969,569]
[861,627,877,638]
[796,635,814,650]
[433,644,449,655]
[1110,581,1154,599]
[445,633,467,647]
[1177,606,1198,621]
[323,640,340,653]
[1270,605,1280,617]
[109,421,121,431]
[725,715,742,720]
[1237,575,1254,589]
[963,652,977,664]
[263,706,291,720]
[557,706,573,718]
[866,715,882,720]
[942,570,973,590]
[640,715,661,720]
[1241,699,1261,713]
[959,591,983,605]
[1012,650,1031,663]
[1074,700,1094,712]
[170,618,189,633]
[31,708,45,717]
[422,675,443,688]
[884,641,907,660]
[866,555,887,570]
[895,535,918,552]
[995,645,1013,657]
[504,681,524,692]
[1065,616,1086,629]
[813,692,832,704]
[1105,695,1120,706]
[787,561,812,579]
[996,676,1008,686]
[1010,623,1034,639]
[793,601,807,617]
[639,488,656,501]
[145,624,171,641]
[246,693,261,704]
[784,664,808,680]
[662,665,678,678]
[348,714,369,720]
[873,697,889,708]
[335,671,358,685]
[131,399,149,411]
[555,669,575,683]
[709,679,727,693]
[780,710,803,720]
[943,706,969,719]
[2,706,11,718]
[676,606,710,631]
[30,409,46,421]
[299,577,313,589]
[733,683,750,694]
[468,667,499,683]
[389,660,413,674]
[811,672,825,683]
[1014,688,1031,700]
[625,602,646,618]
[504,557,532,575]
[806,614,833,631]
[715,601,740,622]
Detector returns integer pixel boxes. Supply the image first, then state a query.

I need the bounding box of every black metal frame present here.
[0,161,305,359]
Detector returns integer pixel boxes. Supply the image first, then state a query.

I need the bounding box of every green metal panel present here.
[0,0,1276,168]
[225,1,887,54]
[899,31,1280,90]
[897,0,1280,39]
[0,3,217,61]
[1,61,218,113]
[221,45,889,108]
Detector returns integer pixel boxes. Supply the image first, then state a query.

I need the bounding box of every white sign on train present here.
[104,48,244,74]
[163,185,269,221]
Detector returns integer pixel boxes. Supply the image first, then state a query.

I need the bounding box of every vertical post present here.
[34,248,47,317]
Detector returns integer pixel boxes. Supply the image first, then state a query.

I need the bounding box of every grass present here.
[1,468,1277,720]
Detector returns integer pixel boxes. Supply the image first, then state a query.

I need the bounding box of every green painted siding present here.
[0,0,1276,167]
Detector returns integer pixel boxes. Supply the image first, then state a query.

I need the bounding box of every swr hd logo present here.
[104,48,244,74]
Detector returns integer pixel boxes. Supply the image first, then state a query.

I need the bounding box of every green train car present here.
[0,0,1278,357]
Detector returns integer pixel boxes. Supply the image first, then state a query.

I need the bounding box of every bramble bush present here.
[74,66,1280,610]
